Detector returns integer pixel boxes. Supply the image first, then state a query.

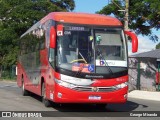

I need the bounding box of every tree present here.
[0,0,75,77]
[97,0,160,42]
[156,42,160,49]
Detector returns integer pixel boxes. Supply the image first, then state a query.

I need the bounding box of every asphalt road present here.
[0,81,159,120]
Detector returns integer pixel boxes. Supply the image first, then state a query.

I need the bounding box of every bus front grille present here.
[72,86,117,92]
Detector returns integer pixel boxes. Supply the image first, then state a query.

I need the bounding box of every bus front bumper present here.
[53,84,128,103]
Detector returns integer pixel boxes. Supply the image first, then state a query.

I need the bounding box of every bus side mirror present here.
[50,26,56,49]
[125,31,138,53]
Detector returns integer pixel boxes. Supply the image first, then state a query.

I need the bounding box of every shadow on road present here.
[107,100,148,112]
[52,101,148,112]
[29,93,148,112]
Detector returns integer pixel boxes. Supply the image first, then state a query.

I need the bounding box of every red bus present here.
[17,12,138,107]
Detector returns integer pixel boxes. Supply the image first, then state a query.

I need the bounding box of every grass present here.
[0,78,16,82]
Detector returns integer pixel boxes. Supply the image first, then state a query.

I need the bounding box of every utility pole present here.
[124,0,129,30]
[112,0,129,30]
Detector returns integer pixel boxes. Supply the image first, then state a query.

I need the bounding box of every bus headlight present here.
[115,82,128,89]
[55,79,76,89]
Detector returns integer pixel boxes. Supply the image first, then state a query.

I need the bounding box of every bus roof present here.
[21,12,122,38]
[41,12,122,26]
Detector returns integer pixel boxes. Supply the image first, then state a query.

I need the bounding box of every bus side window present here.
[39,28,45,50]
[49,48,55,68]
[40,39,45,50]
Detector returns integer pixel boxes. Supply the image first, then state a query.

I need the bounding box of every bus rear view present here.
[17,12,138,107]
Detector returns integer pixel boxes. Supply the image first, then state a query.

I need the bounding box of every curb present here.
[0,80,16,83]
[128,90,160,101]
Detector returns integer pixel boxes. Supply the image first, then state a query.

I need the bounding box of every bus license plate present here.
[88,96,101,100]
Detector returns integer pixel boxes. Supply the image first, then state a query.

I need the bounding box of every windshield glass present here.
[95,29,125,60]
[56,25,127,75]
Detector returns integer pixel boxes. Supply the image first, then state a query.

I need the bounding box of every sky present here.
[74,0,107,13]
[74,0,159,55]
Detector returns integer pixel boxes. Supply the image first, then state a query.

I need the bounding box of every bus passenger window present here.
[49,48,55,68]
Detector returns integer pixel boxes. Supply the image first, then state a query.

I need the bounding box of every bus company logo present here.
[100,60,105,66]
[92,87,99,92]
[57,31,63,36]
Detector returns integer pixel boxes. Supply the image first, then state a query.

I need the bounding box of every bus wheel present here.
[22,80,29,96]
[42,83,51,107]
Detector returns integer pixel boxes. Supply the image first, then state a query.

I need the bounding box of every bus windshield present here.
[56,25,127,75]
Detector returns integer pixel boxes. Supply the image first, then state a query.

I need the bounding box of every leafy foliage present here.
[97,0,160,41]
[0,0,75,67]
[156,42,160,49]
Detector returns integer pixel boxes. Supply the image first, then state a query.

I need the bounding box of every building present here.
[129,49,160,91]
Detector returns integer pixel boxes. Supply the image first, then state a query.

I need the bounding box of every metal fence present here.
[0,65,16,80]
[129,57,160,91]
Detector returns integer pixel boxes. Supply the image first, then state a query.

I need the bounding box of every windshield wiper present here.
[96,47,113,74]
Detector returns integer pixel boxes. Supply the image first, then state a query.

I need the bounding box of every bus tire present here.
[42,83,51,107]
[22,80,29,96]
